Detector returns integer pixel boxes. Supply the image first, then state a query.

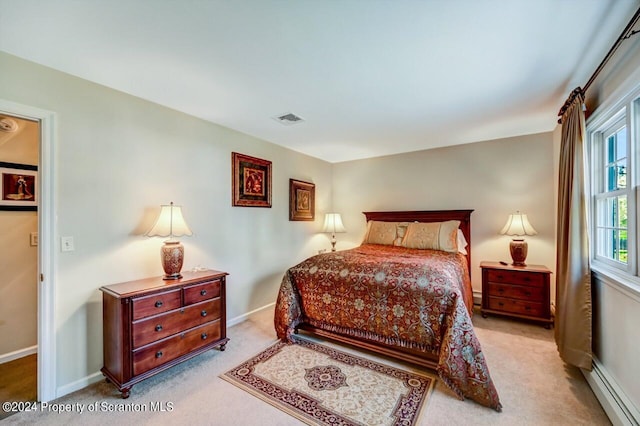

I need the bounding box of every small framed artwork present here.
[232,152,272,207]
[0,161,38,211]
[289,179,315,221]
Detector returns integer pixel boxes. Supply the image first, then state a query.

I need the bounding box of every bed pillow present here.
[401,220,461,252]
[363,221,409,246]
[457,229,468,255]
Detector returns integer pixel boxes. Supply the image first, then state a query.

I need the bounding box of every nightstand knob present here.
[497,288,504,294]
[201,310,207,317]
[155,300,163,308]
[525,291,532,297]
[155,351,163,359]
[498,302,504,307]
[155,324,163,332]
[523,277,531,282]
[200,289,207,296]
[525,306,531,311]
[201,333,208,340]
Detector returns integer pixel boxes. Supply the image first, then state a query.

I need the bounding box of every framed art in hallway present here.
[0,161,37,211]
[232,152,272,207]
[289,179,315,221]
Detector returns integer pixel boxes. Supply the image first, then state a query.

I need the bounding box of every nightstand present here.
[480,261,553,328]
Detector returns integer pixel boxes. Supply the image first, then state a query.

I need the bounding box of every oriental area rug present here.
[221,337,435,426]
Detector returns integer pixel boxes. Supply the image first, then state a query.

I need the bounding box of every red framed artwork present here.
[232,152,272,207]
[0,161,37,211]
[289,179,315,221]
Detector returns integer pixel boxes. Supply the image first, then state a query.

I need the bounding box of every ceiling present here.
[0,1,638,163]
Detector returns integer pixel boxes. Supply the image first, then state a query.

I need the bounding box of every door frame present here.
[0,99,57,402]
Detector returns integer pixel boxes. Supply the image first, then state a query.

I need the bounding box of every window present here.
[588,93,640,276]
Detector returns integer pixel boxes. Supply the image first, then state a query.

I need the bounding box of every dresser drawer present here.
[486,283,543,302]
[132,289,181,320]
[184,280,221,305]
[487,296,544,317]
[486,270,543,287]
[132,320,222,376]
[132,298,221,348]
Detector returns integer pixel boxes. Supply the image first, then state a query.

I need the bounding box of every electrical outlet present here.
[30,232,38,246]
[61,236,75,252]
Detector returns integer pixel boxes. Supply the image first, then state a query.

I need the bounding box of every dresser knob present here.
[155,351,163,359]
[523,277,531,282]
[498,302,504,307]
[525,306,531,311]
[155,324,163,332]
[201,333,208,340]
[497,288,504,294]
[525,292,532,297]
[155,300,163,308]
[200,289,207,296]
[201,310,207,317]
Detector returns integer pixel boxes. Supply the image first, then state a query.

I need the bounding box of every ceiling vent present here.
[273,112,305,126]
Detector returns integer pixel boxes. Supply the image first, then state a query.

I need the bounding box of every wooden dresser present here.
[480,261,552,328]
[100,269,229,398]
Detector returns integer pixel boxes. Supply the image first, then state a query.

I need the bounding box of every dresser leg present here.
[219,343,226,351]
[121,388,131,399]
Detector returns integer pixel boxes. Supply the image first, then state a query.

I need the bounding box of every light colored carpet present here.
[3,307,610,425]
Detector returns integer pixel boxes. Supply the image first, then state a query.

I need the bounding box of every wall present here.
[0,117,39,358]
[332,133,556,295]
[0,51,333,396]
[581,33,640,424]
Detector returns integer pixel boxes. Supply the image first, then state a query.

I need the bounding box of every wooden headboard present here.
[362,210,474,275]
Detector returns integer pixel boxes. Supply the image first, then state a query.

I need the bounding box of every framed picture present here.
[232,152,272,207]
[289,179,315,221]
[0,161,37,211]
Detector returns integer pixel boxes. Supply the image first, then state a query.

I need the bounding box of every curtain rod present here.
[557,6,640,121]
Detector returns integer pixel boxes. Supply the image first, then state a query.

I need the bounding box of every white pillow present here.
[457,229,468,255]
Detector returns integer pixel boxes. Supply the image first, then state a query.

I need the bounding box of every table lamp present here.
[145,202,193,280]
[322,213,346,252]
[500,211,537,266]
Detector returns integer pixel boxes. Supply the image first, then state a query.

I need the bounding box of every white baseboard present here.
[57,371,104,399]
[0,345,37,365]
[227,302,275,327]
[583,357,640,426]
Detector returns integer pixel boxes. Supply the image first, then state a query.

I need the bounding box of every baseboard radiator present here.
[583,357,640,426]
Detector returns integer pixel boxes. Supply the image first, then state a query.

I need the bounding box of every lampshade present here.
[500,212,537,236]
[500,211,536,266]
[322,213,346,234]
[146,202,193,238]
[146,202,193,280]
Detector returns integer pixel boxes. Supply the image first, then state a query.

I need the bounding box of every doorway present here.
[0,100,56,404]
[0,114,39,416]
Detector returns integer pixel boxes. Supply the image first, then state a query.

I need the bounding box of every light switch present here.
[30,232,38,246]
[61,236,75,252]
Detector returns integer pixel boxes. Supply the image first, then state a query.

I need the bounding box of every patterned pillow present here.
[363,221,409,246]
[401,220,460,252]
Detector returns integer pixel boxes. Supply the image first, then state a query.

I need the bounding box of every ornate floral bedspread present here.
[274,244,502,411]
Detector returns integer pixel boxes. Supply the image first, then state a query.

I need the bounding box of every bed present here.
[274,210,501,411]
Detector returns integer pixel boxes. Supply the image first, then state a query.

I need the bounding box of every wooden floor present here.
[0,354,37,420]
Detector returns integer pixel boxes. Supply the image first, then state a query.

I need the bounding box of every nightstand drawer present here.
[132,289,181,320]
[132,320,221,376]
[487,283,543,302]
[486,269,543,287]
[183,280,221,305]
[132,298,221,348]
[487,296,544,317]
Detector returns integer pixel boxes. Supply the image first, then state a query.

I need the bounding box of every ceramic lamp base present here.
[509,239,528,266]
[161,240,184,280]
